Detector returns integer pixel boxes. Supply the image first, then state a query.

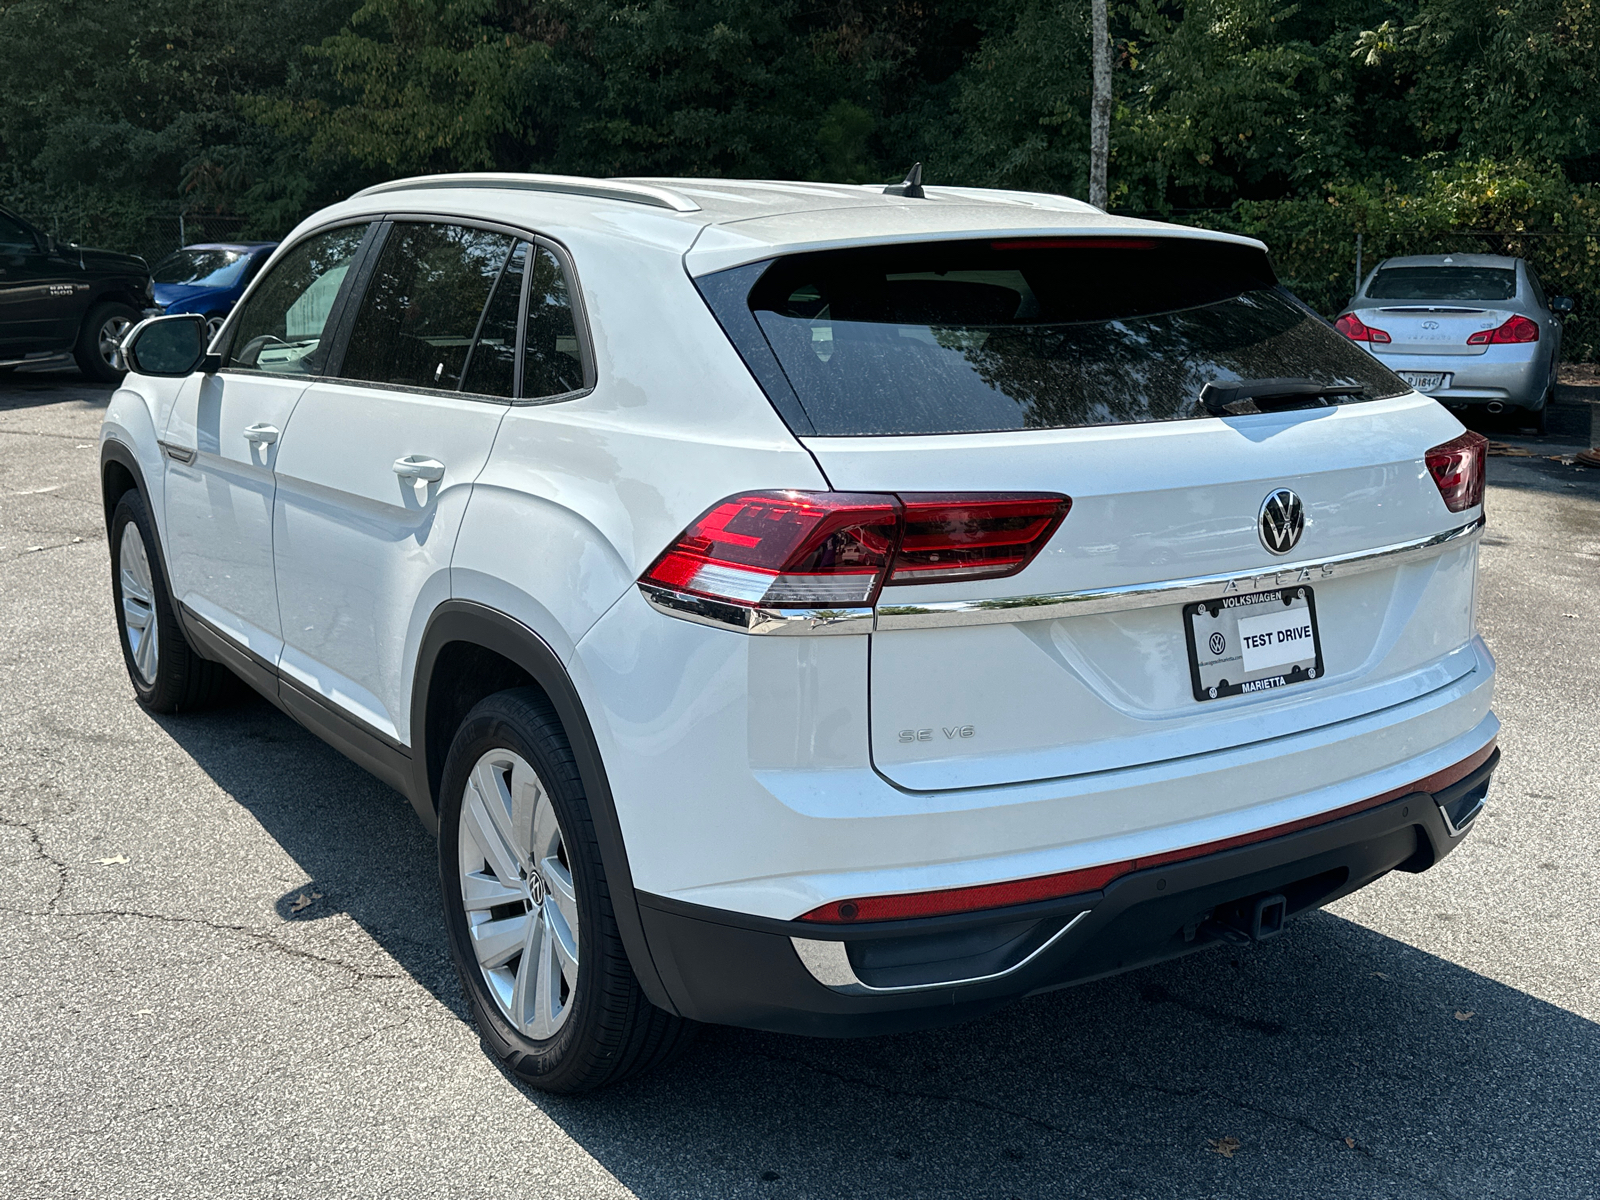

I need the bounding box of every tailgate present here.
[807,395,1482,791]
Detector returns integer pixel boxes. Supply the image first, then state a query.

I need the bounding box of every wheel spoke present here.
[462,761,526,887]
[530,790,561,861]
[508,759,542,857]
[509,916,542,1031]
[461,871,522,913]
[121,599,151,629]
[529,916,560,1040]
[469,911,530,970]
[135,619,158,679]
[540,857,579,946]
[544,895,579,985]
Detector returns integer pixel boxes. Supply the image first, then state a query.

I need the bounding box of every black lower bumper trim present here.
[636,768,1491,1037]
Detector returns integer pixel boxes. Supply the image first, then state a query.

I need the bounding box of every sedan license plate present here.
[1396,371,1449,392]
[1183,587,1324,702]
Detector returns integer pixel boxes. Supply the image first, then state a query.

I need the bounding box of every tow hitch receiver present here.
[1250,893,1287,941]
[1188,892,1290,946]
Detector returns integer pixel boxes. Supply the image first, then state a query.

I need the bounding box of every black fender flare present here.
[410,600,676,1014]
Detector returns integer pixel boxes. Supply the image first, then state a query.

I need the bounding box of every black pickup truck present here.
[0,205,154,382]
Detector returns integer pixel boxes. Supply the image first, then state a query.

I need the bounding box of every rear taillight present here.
[890,495,1070,586]
[1425,431,1487,513]
[642,491,900,607]
[642,491,1070,608]
[1466,314,1538,345]
[1334,313,1391,344]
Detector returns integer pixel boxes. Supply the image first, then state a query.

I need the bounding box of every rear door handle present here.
[393,456,446,482]
[243,423,280,445]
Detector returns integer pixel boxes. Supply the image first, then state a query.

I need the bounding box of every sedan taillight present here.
[1335,313,1391,344]
[642,491,1071,608]
[1425,431,1487,513]
[1466,314,1539,345]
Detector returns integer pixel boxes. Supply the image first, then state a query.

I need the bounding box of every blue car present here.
[151,242,278,339]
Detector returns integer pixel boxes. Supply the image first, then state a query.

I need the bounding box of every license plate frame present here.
[1396,370,1449,392]
[1183,587,1325,702]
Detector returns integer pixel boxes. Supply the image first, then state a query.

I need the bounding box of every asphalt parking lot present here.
[2,370,1597,1200]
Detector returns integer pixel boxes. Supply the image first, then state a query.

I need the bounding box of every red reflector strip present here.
[798,741,1497,923]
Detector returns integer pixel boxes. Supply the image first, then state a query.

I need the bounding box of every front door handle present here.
[393,456,446,482]
[243,423,280,445]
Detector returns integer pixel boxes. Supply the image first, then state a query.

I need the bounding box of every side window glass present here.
[459,242,527,398]
[523,246,584,399]
[0,212,37,251]
[340,222,516,391]
[226,225,367,375]
[1526,267,1547,309]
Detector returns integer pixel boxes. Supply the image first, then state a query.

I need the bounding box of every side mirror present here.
[1550,295,1575,315]
[121,314,221,377]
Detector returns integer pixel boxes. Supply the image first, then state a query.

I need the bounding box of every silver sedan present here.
[1335,253,1571,433]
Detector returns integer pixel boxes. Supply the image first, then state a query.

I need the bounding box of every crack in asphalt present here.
[0,813,68,911]
[0,810,404,986]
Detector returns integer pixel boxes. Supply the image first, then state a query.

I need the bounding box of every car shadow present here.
[152,688,1600,1199]
[0,367,112,413]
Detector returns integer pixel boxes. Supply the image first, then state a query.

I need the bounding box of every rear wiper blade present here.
[1198,377,1365,416]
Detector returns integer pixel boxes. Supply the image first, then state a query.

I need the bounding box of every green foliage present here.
[0,0,359,245]
[3,0,1600,351]
[1201,160,1600,355]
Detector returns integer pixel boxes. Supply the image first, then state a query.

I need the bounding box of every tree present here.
[1088,0,1109,209]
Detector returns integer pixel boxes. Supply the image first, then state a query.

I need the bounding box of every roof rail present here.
[351,172,702,213]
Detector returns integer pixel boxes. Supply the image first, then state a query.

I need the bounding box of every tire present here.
[110,490,228,712]
[74,301,139,383]
[439,688,695,1093]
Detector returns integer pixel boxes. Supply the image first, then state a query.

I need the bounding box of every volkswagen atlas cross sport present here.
[101,173,1498,1093]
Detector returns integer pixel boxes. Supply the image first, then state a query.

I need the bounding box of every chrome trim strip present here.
[157,439,196,465]
[638,583,872,636]
[874,515,1485,631]
[1438,793,1486,839]
[638,517,1483,636]
[790,910,1092,995]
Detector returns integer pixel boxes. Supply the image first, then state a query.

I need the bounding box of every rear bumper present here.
[1373,348,1548,405]
[637,747,1497,1036]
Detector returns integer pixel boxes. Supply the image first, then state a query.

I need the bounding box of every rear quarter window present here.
[699,238,1407,437]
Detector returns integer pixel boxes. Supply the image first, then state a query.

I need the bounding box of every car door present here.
[269,220,526,744]
[160,222,372,664]
[0,210,77,354]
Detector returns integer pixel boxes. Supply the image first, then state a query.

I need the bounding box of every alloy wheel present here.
[98,314,133,367]
[458,748,580,1039]
[118,523,159,683]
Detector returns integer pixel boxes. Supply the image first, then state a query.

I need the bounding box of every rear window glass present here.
[1368,266,1517,301]
[710,239,1406,437]
[154,248,247,288]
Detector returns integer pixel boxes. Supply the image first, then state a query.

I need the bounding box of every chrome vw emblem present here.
[1259,489,1305,555]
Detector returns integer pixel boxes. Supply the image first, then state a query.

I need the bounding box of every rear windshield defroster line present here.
[695,238,1409,438]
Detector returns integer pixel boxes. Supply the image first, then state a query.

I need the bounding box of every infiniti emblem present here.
[1259,489,1305,555]
[1423,319,1440,330]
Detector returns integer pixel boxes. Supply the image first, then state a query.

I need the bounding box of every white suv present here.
[101,174,1498,1092]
